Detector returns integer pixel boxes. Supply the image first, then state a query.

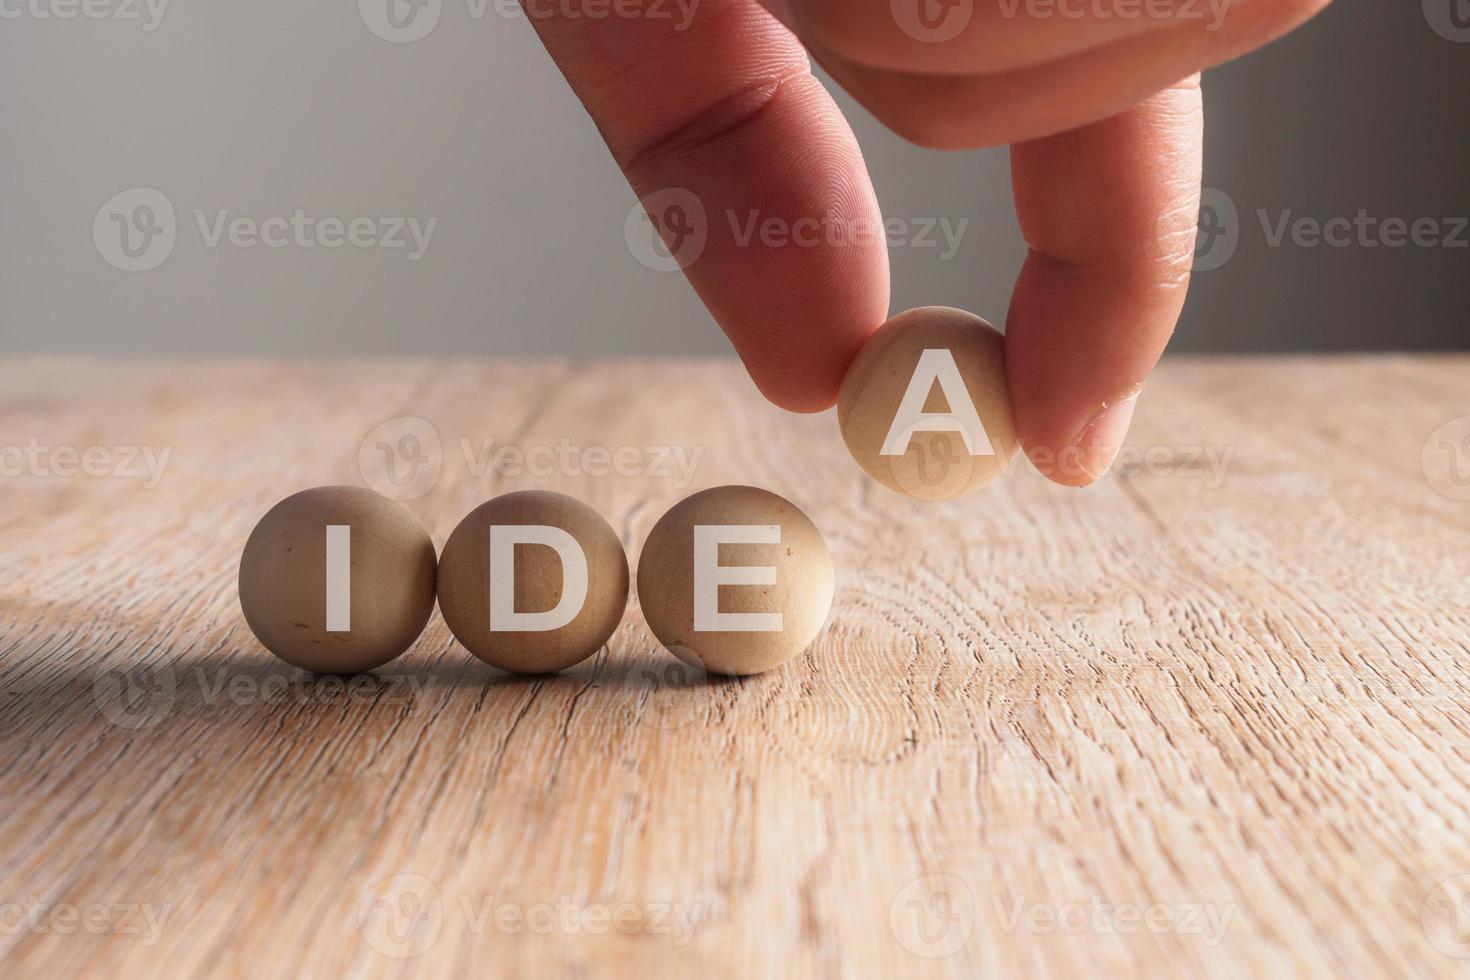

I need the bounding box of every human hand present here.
[525,0,1332,484]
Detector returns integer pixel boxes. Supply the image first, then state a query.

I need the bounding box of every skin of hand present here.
[523,0,1334,485]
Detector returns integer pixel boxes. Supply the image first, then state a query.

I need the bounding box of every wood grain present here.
[2,356,1469,979]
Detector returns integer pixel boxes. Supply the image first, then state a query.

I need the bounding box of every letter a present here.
[880,348,995,457]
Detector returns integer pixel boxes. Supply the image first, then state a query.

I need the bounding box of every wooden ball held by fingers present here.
[838,306,1018,500]
[437,491,629,673]
[637,486,834,677]
[238,486,437,674]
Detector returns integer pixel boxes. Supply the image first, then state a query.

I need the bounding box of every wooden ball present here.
[437,491,629,673]
[637,486,834,677]
[838,306,1018,500]
[239,486,437,673]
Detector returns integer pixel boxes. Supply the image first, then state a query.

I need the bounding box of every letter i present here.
[326,525,350,631]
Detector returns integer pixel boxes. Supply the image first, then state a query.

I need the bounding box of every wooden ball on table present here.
[437,491,629,674]
[238,486,437,674]
[838,306,1018,501]
[637,486,834,677]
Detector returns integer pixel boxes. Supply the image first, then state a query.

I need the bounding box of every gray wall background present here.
[1,0,1465,356]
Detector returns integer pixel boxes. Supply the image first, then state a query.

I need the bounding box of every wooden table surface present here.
[2,356,1469,979]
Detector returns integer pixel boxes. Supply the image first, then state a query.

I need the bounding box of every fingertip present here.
[1019,388,1141,487]
[750,374,842,415]
[731,309,875,414]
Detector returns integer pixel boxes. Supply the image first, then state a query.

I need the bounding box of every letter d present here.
[489,526,588,631]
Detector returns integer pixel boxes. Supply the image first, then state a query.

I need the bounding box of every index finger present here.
[524,0,890,413]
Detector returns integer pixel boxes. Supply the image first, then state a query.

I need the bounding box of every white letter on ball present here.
[325,524,351,632]
[880,348,995,457]
[489,526,589,631]
[693,525,782,632]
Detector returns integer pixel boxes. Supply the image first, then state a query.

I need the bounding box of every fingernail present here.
[1076,394,1139,483]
